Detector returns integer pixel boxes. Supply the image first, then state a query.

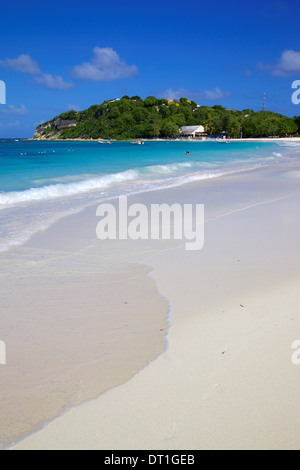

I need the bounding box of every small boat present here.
[98,140,112,144]
[130,141,144,145]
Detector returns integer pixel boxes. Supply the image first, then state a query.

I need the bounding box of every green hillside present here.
[34,96,300,140]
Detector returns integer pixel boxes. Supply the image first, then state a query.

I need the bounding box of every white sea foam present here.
[32,174,98,185]
[0,153,276,254]
[0,169,226,253]
[278,141,300,148]
[0,156,274,209]
[0,162,215,207]
[0,207,82,253]
[0,169,139,206]
[152,162,193,172]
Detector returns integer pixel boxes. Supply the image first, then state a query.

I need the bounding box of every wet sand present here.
[0,243,169,447]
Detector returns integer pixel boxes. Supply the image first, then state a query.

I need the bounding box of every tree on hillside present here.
[160,121,179,137]
[144,96,158,107]
[37,96,300,140]
[293,116,300,134]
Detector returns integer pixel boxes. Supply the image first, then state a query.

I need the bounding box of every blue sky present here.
[0,0,300,137]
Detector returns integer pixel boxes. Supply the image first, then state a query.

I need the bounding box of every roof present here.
[179,125,205,135]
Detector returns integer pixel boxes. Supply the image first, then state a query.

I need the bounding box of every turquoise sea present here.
[0,139,297,252]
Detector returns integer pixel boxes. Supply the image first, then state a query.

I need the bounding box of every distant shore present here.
[29,136,300,143]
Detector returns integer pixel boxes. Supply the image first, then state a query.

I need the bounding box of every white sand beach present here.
[7,159,300,450]
[2,0,300,451]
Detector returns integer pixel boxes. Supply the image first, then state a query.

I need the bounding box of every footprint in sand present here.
[203,383,225,400]
[214,383,225,394]
[165,421,178,441]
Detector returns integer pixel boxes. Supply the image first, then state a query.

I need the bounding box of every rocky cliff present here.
[34,118,78,140]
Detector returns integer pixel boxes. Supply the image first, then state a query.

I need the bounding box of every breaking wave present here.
[0,161,227,207]
[0,169,139,206]
[0,157,273,208]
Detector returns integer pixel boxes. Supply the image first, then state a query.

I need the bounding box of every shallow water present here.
[0,140,292,252]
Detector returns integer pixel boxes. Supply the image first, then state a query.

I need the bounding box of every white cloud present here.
[160,88,187,100]
[198,87,232,100]
[0,104,29,115]
[274,50,300,76]
[0,120,20,128]
[161,87,232,101]
[34,74,74,90]
[0,54,40,74]
[0,53,76,91]
[258,50,300,77]
[73,47,138,81]
[67,104,81,111]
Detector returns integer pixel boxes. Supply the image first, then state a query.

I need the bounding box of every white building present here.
[179,125,207,140]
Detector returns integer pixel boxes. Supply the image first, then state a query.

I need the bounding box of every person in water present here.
[186,151,190,156]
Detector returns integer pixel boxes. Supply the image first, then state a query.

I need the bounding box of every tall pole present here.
[262,92,266,111]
